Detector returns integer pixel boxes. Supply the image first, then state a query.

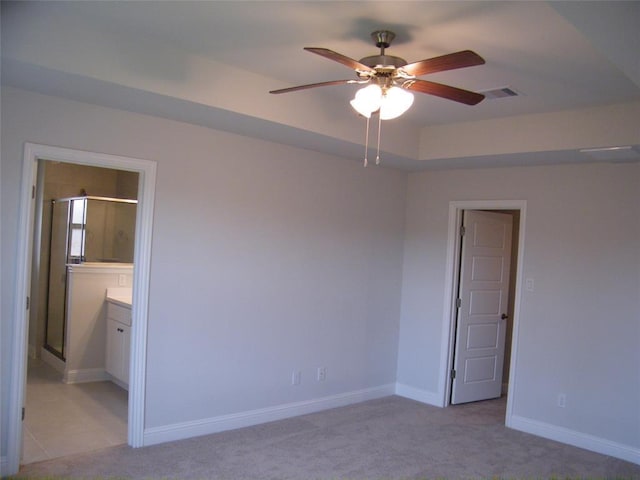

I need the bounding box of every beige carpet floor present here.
[12,395,640,479]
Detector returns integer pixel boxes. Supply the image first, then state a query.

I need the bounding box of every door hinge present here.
[32,185,36,199]
[22,407,25,421]
[451,369,456,380]
[26,296,30,310]
[456,298,461,308]
[459,225,466,236]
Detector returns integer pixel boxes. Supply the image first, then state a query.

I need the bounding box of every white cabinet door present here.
[106,318,121,379]
[121,323,131,386]
[106,317,130,389]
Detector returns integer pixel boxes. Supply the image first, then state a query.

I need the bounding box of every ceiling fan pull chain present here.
[363,116,370,167]
[375,113,382,165]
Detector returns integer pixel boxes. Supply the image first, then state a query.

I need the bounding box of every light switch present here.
[525,278,534,292]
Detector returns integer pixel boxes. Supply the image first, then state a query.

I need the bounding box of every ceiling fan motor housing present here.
[360,31,408,77]
[359,55,408,70]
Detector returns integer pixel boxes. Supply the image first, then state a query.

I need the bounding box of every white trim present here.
[63,368,110,384]
[395,383,443,407]
[439,200,527,426]
[509,415,640,465]
[67,263,134,275]
[40,347,65,374]
[143,385,395,446]
[6,143,156,475]
[6,144,39,475]
[106,375,129,391]
[439,207,463,406]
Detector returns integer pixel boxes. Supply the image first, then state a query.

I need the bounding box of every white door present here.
[451,210,513,404]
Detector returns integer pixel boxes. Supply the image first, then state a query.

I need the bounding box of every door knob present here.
[501,313,509,320]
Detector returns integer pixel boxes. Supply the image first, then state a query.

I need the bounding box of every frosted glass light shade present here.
[379,87,414,120]
[350,84,382,118]
[350,85,414,120]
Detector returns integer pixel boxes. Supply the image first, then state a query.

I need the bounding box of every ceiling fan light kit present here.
[270,30,486,166]
[349,84,414,120]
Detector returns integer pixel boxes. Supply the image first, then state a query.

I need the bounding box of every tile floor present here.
[22,358,128,465]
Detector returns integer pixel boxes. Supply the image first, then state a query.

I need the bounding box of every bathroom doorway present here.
[24,161,138,462]
[7,143,155,474]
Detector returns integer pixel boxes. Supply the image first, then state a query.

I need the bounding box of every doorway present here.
[440,201,526,420]
[24,161,138,462]
[7,143,156,475]
[450,210,518,405]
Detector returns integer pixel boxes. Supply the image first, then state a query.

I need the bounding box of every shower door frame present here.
[7,143,157,473]
[43,195,139,361]
[44,198,72,361]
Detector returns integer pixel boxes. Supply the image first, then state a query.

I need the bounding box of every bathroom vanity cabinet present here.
[105,293,132,389]
[55,264,133,384]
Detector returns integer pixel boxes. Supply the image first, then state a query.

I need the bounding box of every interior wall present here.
[397,162,640,451]
[116,170,139,200]
[1,86,407,455]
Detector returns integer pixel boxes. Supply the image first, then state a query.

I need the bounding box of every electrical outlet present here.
[557,393,566,408]
[317,367,327,382]
[291,370,301,386]
[118,274,127,286]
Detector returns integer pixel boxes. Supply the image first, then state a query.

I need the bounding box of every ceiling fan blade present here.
[304,47,375,73]
[270,79,360,94]
[404,79,485,105]
[402,50,485,77]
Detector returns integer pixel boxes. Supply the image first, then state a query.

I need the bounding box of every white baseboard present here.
[394,383,443,407]
[144,384,395,446]
[0,455,8,477]
[41,350,109,384]
[63,368,109,384]
[41,347,65,373]
[105,373,129,391]
[509,414,640,465]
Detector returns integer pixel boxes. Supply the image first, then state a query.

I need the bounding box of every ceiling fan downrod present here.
[359,30,408,72]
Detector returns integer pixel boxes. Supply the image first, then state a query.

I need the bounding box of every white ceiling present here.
[2,1,640,169]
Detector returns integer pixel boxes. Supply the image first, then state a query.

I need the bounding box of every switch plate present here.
[291,370,301,386]
[525,278,535,292]
[557,393,566,408]
[118,274,127,286]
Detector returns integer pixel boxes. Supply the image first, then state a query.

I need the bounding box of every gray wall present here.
[1,87,406,453]
[397,164,640,448]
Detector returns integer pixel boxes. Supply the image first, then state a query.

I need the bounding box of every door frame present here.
[439,201,526,423]
[7,143,156,473]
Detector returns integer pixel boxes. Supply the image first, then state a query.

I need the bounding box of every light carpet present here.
[12,395,640,479]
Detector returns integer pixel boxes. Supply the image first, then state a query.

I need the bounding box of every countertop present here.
[105,287,132,308]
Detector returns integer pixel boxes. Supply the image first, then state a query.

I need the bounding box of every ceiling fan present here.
[270,30,486,107]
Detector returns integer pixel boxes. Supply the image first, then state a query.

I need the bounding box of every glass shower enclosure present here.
[45,196,137,359]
